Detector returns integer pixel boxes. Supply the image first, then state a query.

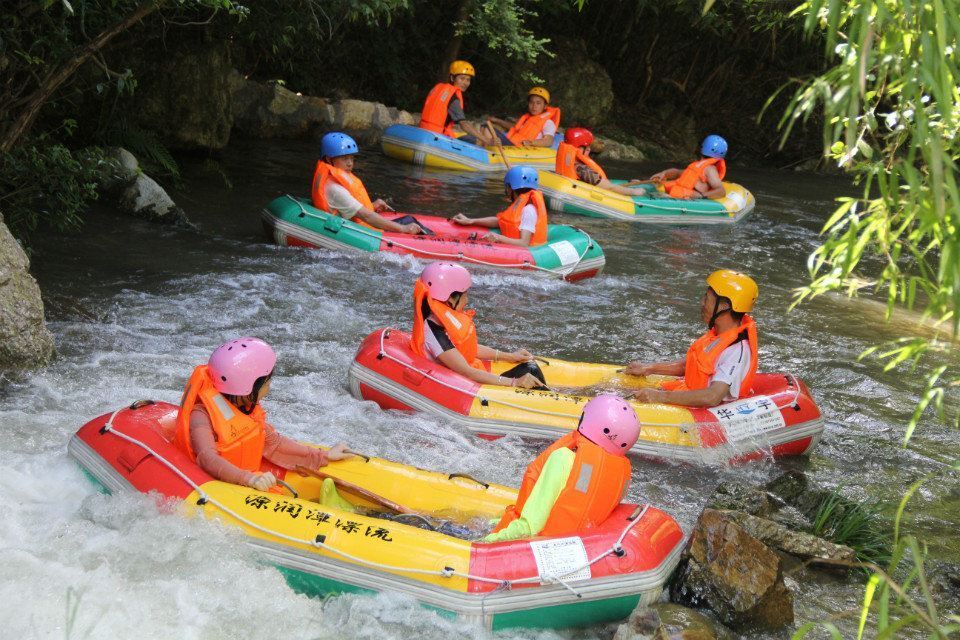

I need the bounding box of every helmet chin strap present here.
[708,296,732,329]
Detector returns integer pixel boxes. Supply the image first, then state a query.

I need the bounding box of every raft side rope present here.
[99,412,647,597]
[375,330,803,431]
[283,195,594,278]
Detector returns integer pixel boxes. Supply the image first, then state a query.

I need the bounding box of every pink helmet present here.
[419,262,472,302]
[208,337,277,396]
[577,394,641,456]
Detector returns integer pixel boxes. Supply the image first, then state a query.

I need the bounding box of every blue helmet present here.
[320,132,359,159]
[701,134,728,159]
[504,165,539,191]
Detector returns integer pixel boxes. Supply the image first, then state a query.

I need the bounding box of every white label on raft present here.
[548,240,580,266]
[529,537,592,584]
[709,395,787,443]
[725,191,746,211]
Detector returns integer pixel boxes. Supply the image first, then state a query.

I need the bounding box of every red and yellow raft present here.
[349,329,825,464]
[69,401,685,630]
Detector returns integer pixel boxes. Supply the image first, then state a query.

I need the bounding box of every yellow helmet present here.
[706,269,758,312]
[528,86,550,103]
[448,60,476,77]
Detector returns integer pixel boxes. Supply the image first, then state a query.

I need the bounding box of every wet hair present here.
[225,372,273,415]
[446,291,466,308]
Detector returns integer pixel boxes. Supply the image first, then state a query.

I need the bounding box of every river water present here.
[2,138,957,639]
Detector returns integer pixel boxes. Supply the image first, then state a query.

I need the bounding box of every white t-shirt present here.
[538,119,557,140]
[325,183,363,219]
[710,340,752,401]
[422,317,455,360]
[518,203,539,234]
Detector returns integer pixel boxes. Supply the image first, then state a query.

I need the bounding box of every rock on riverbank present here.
[0,212,55,370]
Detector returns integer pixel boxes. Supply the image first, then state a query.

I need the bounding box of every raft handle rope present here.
[98,409,651,598]
[376,330,803,431]
[283,195,595,279]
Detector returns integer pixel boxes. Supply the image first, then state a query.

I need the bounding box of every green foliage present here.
[781,0,960,434]
[99,118,180,179]
[456,0,551,64]
[0,142,112,241]
[810,490,891,566]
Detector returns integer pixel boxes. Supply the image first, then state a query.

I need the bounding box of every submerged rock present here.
[0,212,55,369]
[670,508,794,631]
[614,604,733,640]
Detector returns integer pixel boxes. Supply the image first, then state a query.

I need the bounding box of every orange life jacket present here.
[664,158,726,199]
[496,189,549,245]
[311,161,375,229]
[173,365,267,473]
[506,107,561,146]
[662,314,758,398]
[410,280,490,371]
[419,83,464,137]
[555,142,607,182]
[493,431,631,537]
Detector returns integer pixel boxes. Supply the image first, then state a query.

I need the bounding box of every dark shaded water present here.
[2,137,956,638]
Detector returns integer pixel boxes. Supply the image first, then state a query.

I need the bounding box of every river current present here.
[2,138,957,638]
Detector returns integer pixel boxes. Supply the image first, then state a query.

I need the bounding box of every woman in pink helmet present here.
[173,337,352,493]
[483,394,640,542]
[411,262,545,389]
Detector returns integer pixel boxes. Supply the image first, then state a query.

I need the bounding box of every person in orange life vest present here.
[312,132,422,235]
[449,166,548,247]
[485,87,560,148]
[649,135,728,200]
[411,262,546,390]
[628,270,759,408]
[482,394,640,542]
[419,60,494,146]
[556,128,650,196]
[174,337,352,491]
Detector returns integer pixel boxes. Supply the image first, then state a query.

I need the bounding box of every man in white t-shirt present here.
[626,270,759,407]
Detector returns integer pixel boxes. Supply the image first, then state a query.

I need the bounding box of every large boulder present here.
[719,510,856,564]
[0,212,54,369]
[228,72,418,142]
[230,72,330,139]
[132,41,233,150]
[538,39,615,126]
[103,148,188,225]
[670,509,794,631]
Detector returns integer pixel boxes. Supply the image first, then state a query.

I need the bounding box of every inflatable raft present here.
[69,401,685,630]
[349,329,824,465]
[381,124,558,172]
[538,171,755,223]
[262,196,604,281]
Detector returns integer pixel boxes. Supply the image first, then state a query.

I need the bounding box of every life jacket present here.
[663,158,726,199]
[496,189,548,245]
[492,431,631,537]
[555,142,607,182]
[173,365,267,473]
[506,107,561,146]
[419,83,464,137]
[662,314,758,398]
[410,280,490,371]
[311,160,375,229]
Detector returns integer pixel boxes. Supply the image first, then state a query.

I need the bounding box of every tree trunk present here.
[439,0,472,81]
[0,1,159,152]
